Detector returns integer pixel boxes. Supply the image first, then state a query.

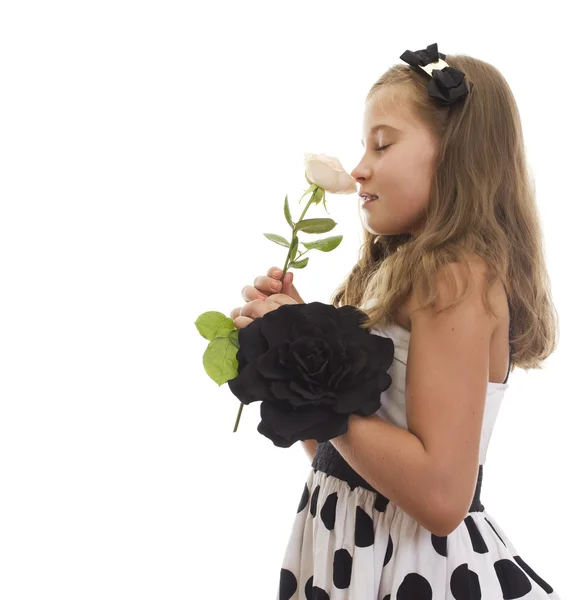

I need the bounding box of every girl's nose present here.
[351,165,368,182]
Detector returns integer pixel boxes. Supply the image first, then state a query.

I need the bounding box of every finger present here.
[240,298,266,320]
[253,275,282,295]
[241,284,268,302]
[280,273,303,304]
[268,266,283,279]
[281,272,293,295]
[267,293,298,306]
[230,306,242,320]
[233,315,254,329]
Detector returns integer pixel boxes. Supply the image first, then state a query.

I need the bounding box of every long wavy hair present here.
[330,54,559,372]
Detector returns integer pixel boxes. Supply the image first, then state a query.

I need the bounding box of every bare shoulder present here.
[399,251,507,332]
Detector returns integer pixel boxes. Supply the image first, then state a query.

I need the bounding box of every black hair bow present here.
[400,42,473,106]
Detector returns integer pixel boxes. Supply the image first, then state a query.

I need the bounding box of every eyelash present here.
[375,145,391,152]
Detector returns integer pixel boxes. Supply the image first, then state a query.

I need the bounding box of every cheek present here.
[379,149,414,183]
[377,145,435,201]
[397,153,433,195]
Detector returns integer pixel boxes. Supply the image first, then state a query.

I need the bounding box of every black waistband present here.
[312,441,485,513]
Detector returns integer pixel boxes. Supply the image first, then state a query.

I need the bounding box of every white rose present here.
[304,153,357,194]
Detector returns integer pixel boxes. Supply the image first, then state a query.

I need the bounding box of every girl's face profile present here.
[351,86,440,237]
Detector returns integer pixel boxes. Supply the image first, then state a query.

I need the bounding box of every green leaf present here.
[301,235,343,252]
[289,236,299,261]
[294,218,337,234]
[289,257,309,268]
[312,186,325,205]
[203,336,240,386]
[299,182,317,204]
[263,233,291,248]
[283,194,294,229]
[195,311,236,341]
[228,329,240,349]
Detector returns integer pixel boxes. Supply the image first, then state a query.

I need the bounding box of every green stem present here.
[232,185,320,434]
[294,249,309,262]
[233,401,244,433]
[281,186,319,278]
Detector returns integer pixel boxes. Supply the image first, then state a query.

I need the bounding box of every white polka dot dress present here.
[276,298,562,600]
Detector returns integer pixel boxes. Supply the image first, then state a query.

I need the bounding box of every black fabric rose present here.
[427,67,472,106]
[227,301,395,448]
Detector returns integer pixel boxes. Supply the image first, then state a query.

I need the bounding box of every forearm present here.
[330,413,450,536]
[301,439,318,462]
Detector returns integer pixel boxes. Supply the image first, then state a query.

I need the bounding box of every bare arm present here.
[330,414,454,537]
[301,439,318,462]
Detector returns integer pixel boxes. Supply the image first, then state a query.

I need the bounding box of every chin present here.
[365,225,402,236]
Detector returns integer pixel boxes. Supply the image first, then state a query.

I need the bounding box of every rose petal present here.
[268,379,315,406]
[303,153,357,194]
[227,361,273,405]
[288,379,336,406]
[256,420,292,448]
[260,402,330,440]
[237,316,270,362]
[293,411,348,444]
[258,401,348,447]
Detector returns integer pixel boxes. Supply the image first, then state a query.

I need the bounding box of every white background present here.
[1,1,580,598]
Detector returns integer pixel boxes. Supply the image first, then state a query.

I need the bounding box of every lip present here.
[361,198,378,208]
[359,192,379,203]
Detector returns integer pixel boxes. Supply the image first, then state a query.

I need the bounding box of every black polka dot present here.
[374,493,389,512]
[513,555,555,594]
[494,558,532,598]
[450,563,481,599]
[320,492,338,530]
[463,515,488,553]
[305,576,313,599]
[305,576,329,600]
[354,506,375,547]
[396,572,433,600]
[383,533,394,566]
[333,548,352,589]
[297,483,309,513]
[484,517,507,547]
[279,568,297,600]
[431,533,448,557]
[309,485,320,517]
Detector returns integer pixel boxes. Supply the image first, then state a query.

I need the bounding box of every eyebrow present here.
[360,124,400,146]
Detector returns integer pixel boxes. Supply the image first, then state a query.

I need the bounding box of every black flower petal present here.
[428,67,471,105]
[258,401,349,448]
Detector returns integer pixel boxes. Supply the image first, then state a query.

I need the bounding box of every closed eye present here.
[376,145,391,152]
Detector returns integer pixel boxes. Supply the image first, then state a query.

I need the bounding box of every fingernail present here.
[273,269,282,277]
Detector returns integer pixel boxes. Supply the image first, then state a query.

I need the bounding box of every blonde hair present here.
[330,54,559,373]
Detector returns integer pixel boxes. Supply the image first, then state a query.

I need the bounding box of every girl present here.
[230,43,561,600]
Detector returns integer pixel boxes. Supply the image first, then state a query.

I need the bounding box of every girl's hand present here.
[239,266,305,306]
[230,293,299,329]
